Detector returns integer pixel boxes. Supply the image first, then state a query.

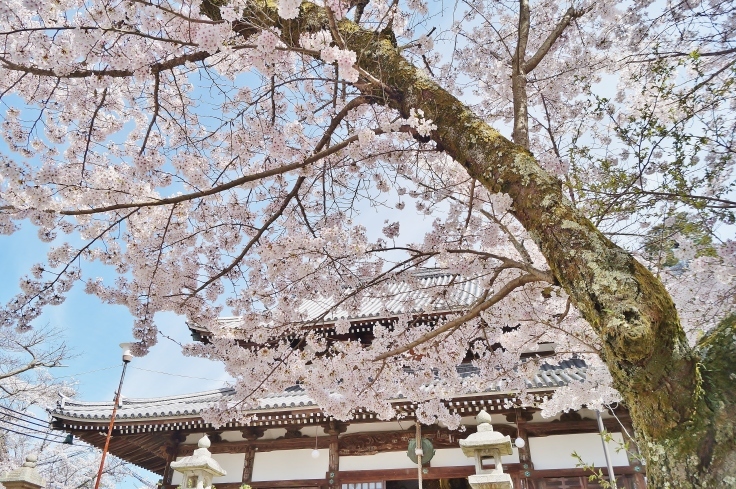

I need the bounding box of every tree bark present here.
[512,0,530,148]
[229,2,736,486]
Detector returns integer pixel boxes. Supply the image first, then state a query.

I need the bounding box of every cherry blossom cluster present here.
[320,46,359,83]
[278,0,302,20]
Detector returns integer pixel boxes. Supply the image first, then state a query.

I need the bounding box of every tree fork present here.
[219,2,733,485]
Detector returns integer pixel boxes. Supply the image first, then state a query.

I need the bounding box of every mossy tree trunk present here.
[224,3,736,486]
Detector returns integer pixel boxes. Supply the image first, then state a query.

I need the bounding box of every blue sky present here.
[0,225,232,487]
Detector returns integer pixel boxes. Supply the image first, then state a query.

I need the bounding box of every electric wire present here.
[0,407,51,429]
[37,447,96,467]
[128,470,155,486]
[0,418,65,439]
[0,426,71,444]
[52,364,120,379]
[0,405,50,422]
[130,366,230,382]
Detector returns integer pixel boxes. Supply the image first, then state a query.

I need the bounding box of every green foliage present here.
[566,51,735,251]
[642,212,717,267]
[572,429,642,489]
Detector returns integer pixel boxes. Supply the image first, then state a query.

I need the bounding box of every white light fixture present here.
[119,343,134,363]
[514,437,525,449]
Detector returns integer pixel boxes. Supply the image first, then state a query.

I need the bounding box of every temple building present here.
[49,272,647,488]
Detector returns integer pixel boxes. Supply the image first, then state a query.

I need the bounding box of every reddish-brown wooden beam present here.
[530,466,644,478]
[162,485,246,489]
[248,479,326,488]
[74,431,167,474]
[177,436,332,456]
[338,464,518,482]
[525,418,628,436]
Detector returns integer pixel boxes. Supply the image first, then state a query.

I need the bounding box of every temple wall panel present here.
[252,448,329,481]
[260,428,288,439]
[529,432,629,470]
[221,431,246,442]
[339,452,417,471]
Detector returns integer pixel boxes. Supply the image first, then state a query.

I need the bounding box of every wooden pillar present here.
[507,410,534,489]
[242,444,256,483]
[241,427,265,484]
[328,435,339,489]
[163,431,185,486]
[325,421,346,489]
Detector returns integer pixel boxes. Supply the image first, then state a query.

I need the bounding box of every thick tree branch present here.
[49,134,364,216]
[523,6,593,73]
[0,51,212,79]
[511,0,530,148]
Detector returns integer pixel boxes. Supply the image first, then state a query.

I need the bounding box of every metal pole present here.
[94,360,129,489]
[415,422,423,489]
[596,409,617,489]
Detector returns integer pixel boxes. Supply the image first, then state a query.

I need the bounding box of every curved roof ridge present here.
[53,388,235,409]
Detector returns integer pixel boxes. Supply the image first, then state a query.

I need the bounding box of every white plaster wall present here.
[171,457,183,486]
[529,433,629,470]
[170,453,246,485]
[260,428,288,440]
[252,448,329,481]
[340,452,417,471]
[221,430,245,442]
[184,432,206,444]
[212,453,247,483]
[430,447,519,467]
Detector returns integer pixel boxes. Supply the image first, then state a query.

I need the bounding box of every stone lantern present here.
[170,435,226,489]
[459,411,514,489]
[0,454,46,489]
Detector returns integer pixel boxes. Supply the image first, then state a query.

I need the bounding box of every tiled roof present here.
[51,389,237,422]
[298,270,485,322]
[189,270,485,334]
[50,360,588,423]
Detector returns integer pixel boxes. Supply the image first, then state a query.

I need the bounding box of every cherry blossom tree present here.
[0,0,734,487]
[0,327,148,488]
[1,429,146,489]
[0,325,70,407]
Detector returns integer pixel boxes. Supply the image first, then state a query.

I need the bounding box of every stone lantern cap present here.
[170,435,226,478]
[459,411,513,458]
[0,454,46,489]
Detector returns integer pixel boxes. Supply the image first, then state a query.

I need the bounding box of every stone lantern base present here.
[467,472,513,489]
[0,454,46,489]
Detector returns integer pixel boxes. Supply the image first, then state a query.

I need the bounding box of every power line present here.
[0,405,49,422]
[0,426,71,445]
[130,366,230,382]
[52,364,120,379]
[0,419,65,439]
[37,447,96,467]
[0,407,51,429]
[128,470,155,486]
